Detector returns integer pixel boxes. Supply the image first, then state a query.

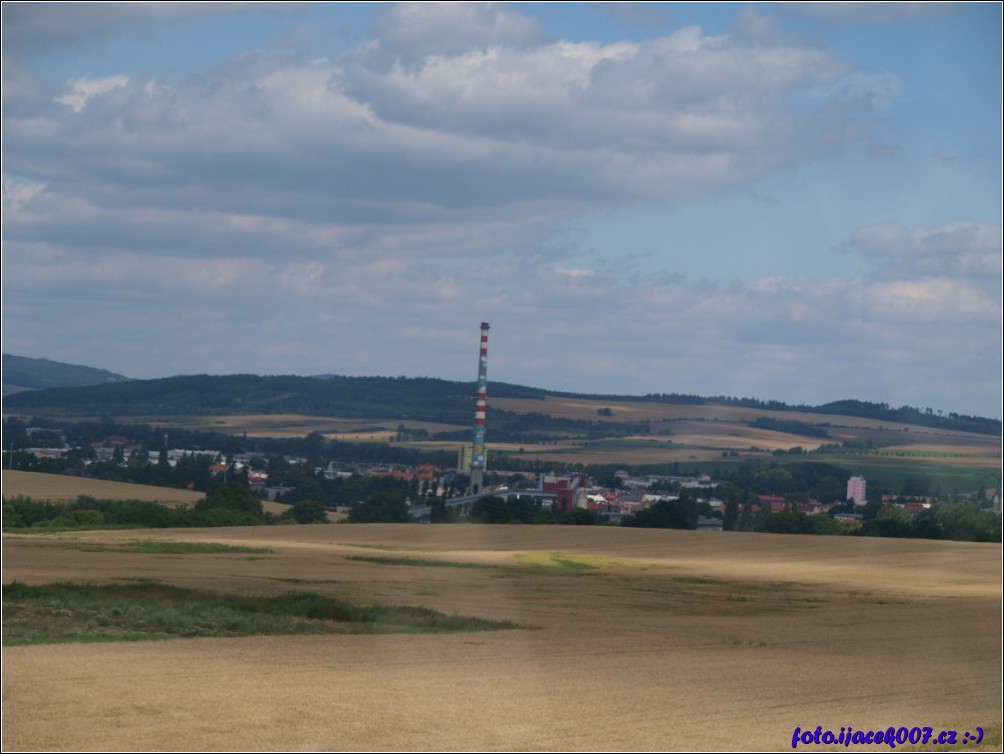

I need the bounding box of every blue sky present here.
[2,2,1001,418]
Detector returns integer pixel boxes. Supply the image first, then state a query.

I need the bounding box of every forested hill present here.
[2,355,130,395]
[3,373,1000,436]
[2,374,547,424]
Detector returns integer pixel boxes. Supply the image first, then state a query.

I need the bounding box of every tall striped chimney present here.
[469,321,490,494]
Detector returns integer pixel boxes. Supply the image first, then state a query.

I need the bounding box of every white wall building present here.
[847,475,867,506]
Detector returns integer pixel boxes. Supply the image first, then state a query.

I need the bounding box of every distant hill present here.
[3,371,1000,437]
[2,354,130,395]
[1,373,543,425]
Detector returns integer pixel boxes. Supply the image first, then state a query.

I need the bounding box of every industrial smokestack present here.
[469,321,490,494]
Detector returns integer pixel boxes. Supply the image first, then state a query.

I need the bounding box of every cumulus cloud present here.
[373,2,539,58]
[852,221,1001,255]
[2,174,47,210]
[55,75,130,112]
[4,8,881,258]
[4,226,999,413]
[862,278,1000,322]
[848,222,1003,277]
[3,3,998,416]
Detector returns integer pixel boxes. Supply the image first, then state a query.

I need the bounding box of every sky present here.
[2,2,1001,419]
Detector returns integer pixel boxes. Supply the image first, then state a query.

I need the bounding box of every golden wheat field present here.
[2,522,1000,752]
[1,470,205,505]
[0,470,324,519]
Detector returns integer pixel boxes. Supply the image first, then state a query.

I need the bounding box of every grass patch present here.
[123,540,274,555]
[345,543,473,553]
[345,555,496,569]
[13,539,274,555]
[549,555,598,571]
[2,580,518,645]
[4,524,148,534]
[513,551,633,573]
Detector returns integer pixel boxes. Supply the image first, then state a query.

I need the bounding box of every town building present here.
[847,475,867,506]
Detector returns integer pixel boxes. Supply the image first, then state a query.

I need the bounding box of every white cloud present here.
[853,221,1001,256]
[863,278,1000,322]
[55,75,130,112]
[5,226,999,414]
[4,15,882,243]
[849,222,1003,277]
[2,174,47,210]
[3,4,998,417]
[373,2,539,58]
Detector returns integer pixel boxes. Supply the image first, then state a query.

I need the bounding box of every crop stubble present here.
[2,525,1000,751]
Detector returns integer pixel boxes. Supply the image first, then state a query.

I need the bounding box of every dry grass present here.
[1,470,205,506]
[2,525,999,751]
[148,413,466,439]
[0,470,331,520]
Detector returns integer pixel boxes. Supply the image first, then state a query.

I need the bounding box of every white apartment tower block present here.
[847,475,867,506]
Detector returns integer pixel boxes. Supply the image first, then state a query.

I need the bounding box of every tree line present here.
[6,373,998,435]
[2,483,328,531]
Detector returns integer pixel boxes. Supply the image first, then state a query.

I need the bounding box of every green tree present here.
[470,496,511,524]
[761,467,794,494]
[807,515,847,535]
[622,496,696,530]
[762,506,811,534]
[281,471,325,505]
[560,507,599,525]
[860,497,882,521]
[738,496,756,532]
[302,432,328,467]
[198,482,264,516]
[289,499,328,524]
[974,485,988,508]
[428,496,454,523]
[816,475,844,503]
[934,502,1001,542]
[266,455,292,486]
[58,508,106,528]
[863,504,913,538]
[722,486,740,531]
[348,493,411,523]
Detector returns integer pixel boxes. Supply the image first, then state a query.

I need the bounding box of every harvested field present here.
[142,414,466,439]
[0,470,327,519]
[1,470,204,506]
[2,525,1000,751]
[492,396,931,430]
[488,397,1001,466]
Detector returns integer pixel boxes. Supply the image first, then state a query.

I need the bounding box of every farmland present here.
[97,394,1000,492]
[3,524,1000,751]
[0,470,301,518]
[1,470,205,506]
[5,374,1000,500]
